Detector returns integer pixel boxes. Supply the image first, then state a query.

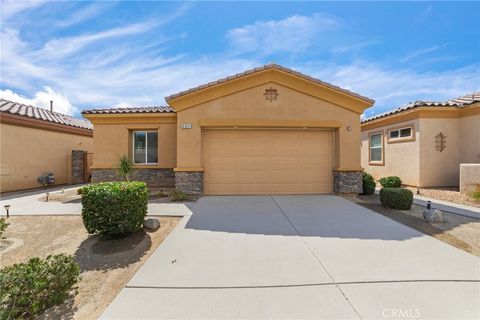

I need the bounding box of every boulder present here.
[144,218,161,231]
[423,209,445,223]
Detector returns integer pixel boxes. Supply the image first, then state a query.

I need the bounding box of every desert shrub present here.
[81,181,148,236]
[169,189,187,202]
[472,185,480,202]
[0,254,80,320]
[380,188,413,210]
[0,218,8,239]
[379,176,402,188]
[361,172,376,195]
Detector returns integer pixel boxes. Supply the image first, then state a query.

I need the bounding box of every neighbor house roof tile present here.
[82,106,175,114]
[362,91,480,123]
[0,98,93,130]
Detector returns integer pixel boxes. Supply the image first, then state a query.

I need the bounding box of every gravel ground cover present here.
[405,186,480,209]
[0,215,180,319]
[344,194,480,257]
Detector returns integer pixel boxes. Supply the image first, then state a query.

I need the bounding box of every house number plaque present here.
[181,123,192,129]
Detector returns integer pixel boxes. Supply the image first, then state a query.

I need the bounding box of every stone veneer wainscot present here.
[175,171,203,195]
[91,168,175,187]
[333,170,363,194]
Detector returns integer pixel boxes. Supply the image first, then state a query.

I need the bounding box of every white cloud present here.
[1,0,47,21]
[38,20,161,59]
[400,46,441,63]
[56,2,113,28]
[305,61,480,116]
[227,13,339,55]
[0,87,77,115]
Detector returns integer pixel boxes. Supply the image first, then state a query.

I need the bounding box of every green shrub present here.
[0,254,80,320]
[361,172,376,195]
[0,218,8,239]
[169,189,187,202]
[81,181,148,236]
[380,188,413,210]
[379,176,402,188]
[77,187,84,195]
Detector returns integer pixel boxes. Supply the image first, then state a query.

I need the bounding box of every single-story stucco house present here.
[0,99,93,192]
[82,64,374,195]
[361,92,480,189]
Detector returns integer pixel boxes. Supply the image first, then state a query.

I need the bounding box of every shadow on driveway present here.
[185,195,422,240]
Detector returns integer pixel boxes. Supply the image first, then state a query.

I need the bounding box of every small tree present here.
[118,155,132,181]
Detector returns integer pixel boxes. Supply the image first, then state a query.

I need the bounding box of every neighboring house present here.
[361,92,480,187]
[82,63,374,195]
[0,99,93,192]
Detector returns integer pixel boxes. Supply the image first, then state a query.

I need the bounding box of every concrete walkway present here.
[0,186,193,217]
[101,195,480,319]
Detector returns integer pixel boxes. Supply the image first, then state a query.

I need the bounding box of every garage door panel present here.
[203,129,333,195]
[237,156,269,166]
[205,183,238,195]
[206,169,237,181]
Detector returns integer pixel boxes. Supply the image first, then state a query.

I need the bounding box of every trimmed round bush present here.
[81,181,148,236]
[361,172,376,195]
[379,176,402,188]
[0,254,80,319]
[380,188,413,210]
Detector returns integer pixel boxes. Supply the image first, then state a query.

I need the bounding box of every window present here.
[388,127,412,141]
[133,131,158,164]
[369,132,383,164]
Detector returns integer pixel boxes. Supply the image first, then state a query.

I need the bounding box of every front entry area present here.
[202,128,333,195]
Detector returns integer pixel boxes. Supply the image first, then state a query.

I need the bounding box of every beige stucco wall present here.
[361,119,421,186]
[175,82,362,171]
[459,113,480,163]
[0,123,93,192]
[419,117,461,187]
[91,122,177,169]
[459,164,480,194]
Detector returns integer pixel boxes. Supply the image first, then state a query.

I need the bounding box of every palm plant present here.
[118,155,132,181]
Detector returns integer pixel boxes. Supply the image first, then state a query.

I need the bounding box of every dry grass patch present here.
[0,215,179,319]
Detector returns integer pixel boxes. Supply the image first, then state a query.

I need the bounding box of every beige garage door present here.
[202,129,333,195]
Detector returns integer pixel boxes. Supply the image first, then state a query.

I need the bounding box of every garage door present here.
[202,129,333,195]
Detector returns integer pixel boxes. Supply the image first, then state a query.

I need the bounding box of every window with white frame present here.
[388,127,412,140]
[369,132,383,163]
[133,131,158,164]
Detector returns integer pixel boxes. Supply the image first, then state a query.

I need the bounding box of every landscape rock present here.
[144,218,161,231]
[423,209,446,223]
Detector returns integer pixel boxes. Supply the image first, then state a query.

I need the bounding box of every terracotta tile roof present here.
[0,98,93,130]
[362,91,480,123]
[82,106,175,114]
[165,63,375,104]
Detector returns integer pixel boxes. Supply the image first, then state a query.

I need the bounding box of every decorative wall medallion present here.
[435,132,446,152]
[264,87,278,102]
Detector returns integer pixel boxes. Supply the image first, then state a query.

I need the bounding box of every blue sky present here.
[1,1,479,117]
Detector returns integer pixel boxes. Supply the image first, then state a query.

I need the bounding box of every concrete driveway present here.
[102,195,480,319]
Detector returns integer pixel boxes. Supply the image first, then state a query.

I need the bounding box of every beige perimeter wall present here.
[176,82,362,171]
[0,123,93,192]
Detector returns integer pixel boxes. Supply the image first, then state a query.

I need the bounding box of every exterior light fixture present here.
[4,205,11,218]
[46,192,50,202]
